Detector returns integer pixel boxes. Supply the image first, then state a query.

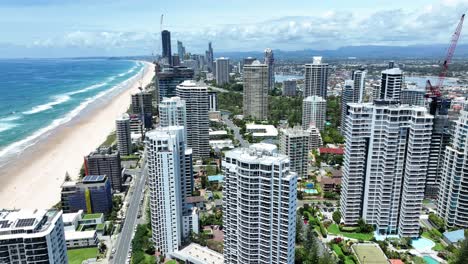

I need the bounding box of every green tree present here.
[452,239,468,264]
[304,224,319,264]
[296,214,304,244]
[357,218,374,233]
[295,247,307,264]
[332,211,342,224]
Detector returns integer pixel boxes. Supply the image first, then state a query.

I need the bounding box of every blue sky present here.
[0,0,467,57]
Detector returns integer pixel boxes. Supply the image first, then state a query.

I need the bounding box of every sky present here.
[0,0,468,57]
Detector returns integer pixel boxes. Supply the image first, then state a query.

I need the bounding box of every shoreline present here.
[0,60,155,209]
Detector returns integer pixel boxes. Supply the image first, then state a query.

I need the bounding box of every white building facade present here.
[0,209,68,263]
[279,127,311,178]
[375,68,403,102]
[302,95,327,131]
[116,113,132,156]
[437,111,468,228]
[340,102,433,238]
[176,80,210,159]
[304,56,329,98]
[159,97,187,129]
[223,144,297,264]
[147,126,187,254]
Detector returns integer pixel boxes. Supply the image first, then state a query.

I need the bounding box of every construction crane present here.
[426,14,465,97]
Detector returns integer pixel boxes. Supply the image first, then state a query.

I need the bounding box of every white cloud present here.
[30,1,468,53]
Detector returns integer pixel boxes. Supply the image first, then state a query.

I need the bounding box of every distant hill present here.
[215,44,468,61]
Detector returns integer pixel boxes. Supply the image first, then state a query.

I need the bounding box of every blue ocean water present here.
[0,58,144,160]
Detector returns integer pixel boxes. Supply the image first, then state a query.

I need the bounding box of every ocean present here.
[0,58,145,164]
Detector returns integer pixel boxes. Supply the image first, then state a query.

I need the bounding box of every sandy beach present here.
[0,61,155,209]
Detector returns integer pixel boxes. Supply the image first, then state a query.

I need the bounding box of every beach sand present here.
[0,61,155,209]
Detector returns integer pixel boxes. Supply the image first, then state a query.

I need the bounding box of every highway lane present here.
[112,158,148,264]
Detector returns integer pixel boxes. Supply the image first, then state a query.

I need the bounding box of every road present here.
[111,157,148,264]
[209,86,241,94]
[222,115,249,148]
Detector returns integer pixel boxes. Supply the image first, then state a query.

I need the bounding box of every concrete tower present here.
[340,102,433,238]
[223,144,297,264]
[243,60,269,120]
[304,56,329,98]
[115,113,132,156]
[176,80,210,159]
[264,48,275,90]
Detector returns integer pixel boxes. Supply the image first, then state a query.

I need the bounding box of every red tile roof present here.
[319,147,344,155]
[389,260,404,264]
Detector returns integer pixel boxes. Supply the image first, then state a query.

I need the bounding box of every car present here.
[111,248,116,254]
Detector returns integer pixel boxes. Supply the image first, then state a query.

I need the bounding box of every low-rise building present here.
[209,130,228,139]
[85,147,123,192]
[61,175,113,214]
[209,140,234,150]
[319,177,342,192]
[170,243,224,264]
[246,123,278,139]
[62,211,101,249]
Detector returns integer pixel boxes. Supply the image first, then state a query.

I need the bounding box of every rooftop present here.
[225,144,289,166]
[250,143,278,154]
[0,209,61,238]
[186,196,206,204]
[65,230,96,241]
[319,147,344,155]
[246,124,278,137]
[443,229,465,243]
[62,210,83,224]
[382,67,402,75]
[280,127,310,137]
[209,131,228,136]
[117,113,130,121]
[82,213,103,220]
[171,243,223,264]
[320,177,342,185]
[177,80,207,89]
[82,175,107,184]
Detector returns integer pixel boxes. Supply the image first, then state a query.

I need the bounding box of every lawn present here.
[68,248,98,264]
[213,191,223,199]
[165,260,177,264]
[332,244,356,264]
[328,224,374,240]
[101,132,116,147]
[332,244,344,255]
[433,243,445,251]
[82,213,102,220]
[352,244,387,264]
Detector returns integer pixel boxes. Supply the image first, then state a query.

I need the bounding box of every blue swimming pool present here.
[208,175,224,182]
[304,189,318,194]
[412,238,435,251]
[423,256,439,264]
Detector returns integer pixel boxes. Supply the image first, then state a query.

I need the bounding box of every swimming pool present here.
[423,256,439,264]
[412,238,435,251]
[208,175,224,182]
[304,189,318,194]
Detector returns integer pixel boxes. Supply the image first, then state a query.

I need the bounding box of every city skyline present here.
[1,0,468,57]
